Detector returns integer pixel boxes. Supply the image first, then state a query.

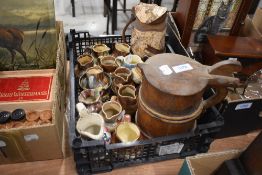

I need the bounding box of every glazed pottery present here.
[79,66,111,91]
[92,44,110,57]
[116,54,143,69]
[137,53,242,137]
[116,122,140,143]
[113,67,132,83]
[100,56,118,73]
[76,103,105,140]
[117,84,137,115]
[78,89,101,105]
[101,101,122,123]
[77,54,94,70]
[113,43,130,57]
[131,67,143,84]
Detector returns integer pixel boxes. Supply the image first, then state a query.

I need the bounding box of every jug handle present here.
[122,14,136,43]
[202,87,228,110]
[202,60,242,109]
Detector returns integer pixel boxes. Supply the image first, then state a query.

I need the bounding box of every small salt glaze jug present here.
[117,84,137,115]
[113,43,130,57]
[77,54,94,70]
[100,56,118,73]
[101,101,123,123]
[92,44,110,57]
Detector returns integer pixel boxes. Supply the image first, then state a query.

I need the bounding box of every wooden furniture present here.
[240,131,262,175]
[202,35,262,75]
[174,0,253,48]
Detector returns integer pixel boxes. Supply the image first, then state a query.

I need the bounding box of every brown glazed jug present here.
[137,53,242,138]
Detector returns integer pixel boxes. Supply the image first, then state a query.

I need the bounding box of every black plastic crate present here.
[68,29,224,175]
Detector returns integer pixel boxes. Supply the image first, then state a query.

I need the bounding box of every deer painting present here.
[0,28,27,64]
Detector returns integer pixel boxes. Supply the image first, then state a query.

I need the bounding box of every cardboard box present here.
[178,150,242,175]
[0,21,66,164]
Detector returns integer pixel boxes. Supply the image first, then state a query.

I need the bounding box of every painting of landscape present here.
[0,0,57,71]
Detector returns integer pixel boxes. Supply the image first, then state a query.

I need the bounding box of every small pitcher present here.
[76,103,105,140]
[113,43,130,57]
[115,122,140,143]
[85,65,104,89]
[77,54,94,70]
[117,84,137,115]
[116,54,143,69]
[92,44,110,57]
[100,56,118,73]
[78,89,101,105]
[113,67,132,83]
[101,101,122,123]
[112,67,132,94]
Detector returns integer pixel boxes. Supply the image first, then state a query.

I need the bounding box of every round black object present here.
[11,109,26,121]
[0,111,11,124]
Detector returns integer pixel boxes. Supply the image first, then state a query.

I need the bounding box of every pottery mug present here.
[79,66,111,91]
[85,65,104,89]
[77,54,94,70]
[92,44,110,57]
[112,67,132,94]
[115,122,140,143]
[113,43,130,57]
[117,84,137,115]
[78,89,101,105]
[116,54,143,69]
[100,55,118,73]
[101,101,123,123]
[113,67,132,83]
[76,103,105,140]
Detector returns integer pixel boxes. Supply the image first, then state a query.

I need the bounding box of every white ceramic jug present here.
[76,103,105,140]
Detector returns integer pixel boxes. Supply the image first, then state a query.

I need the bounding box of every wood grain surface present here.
[0,131,258,175]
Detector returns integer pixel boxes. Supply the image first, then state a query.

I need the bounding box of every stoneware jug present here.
[100,55,118,73]
[78,89,101,105]
[117,84,137,115]
[92,44,110,57]
[113,43,130,57]
[101,101,123,123]
[76,103,105,140]
[137,53,242,137]
[77,54,94,70]
[116,54,143,69]
[113,67,132,83]
[112,67,133,94]
[79,65,111,91]
[115,122,140,143]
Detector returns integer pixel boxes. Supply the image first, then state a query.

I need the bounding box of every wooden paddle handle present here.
[202,60,242,109]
